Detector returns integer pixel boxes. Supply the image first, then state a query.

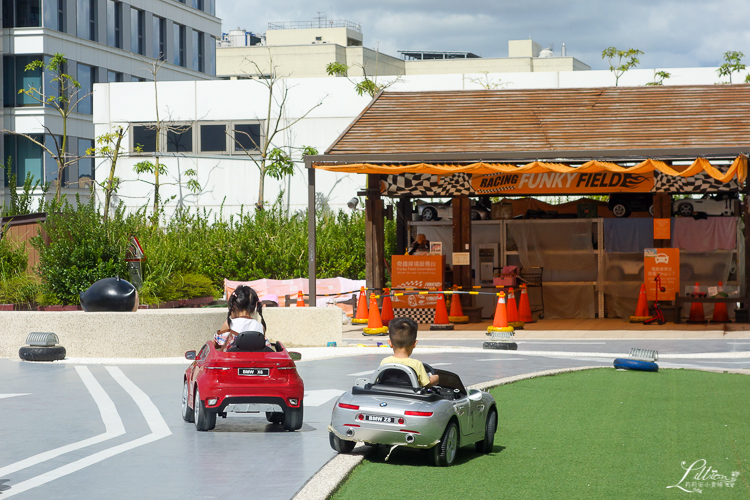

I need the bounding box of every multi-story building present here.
[1,0,220,202]
[216,20,590,80]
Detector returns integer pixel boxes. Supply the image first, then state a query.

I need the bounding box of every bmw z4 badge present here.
[380,402,387,407]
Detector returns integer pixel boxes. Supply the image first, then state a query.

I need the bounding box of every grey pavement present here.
[1,338,749,499]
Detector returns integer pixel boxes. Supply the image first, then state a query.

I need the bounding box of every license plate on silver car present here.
[238,368,270,376]
[364,414,396,424]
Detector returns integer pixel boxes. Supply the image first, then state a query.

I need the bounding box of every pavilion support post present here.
[365,174,385,293]
[307,165,317,307]
[396,197,411,256]
[452,195,472,305]
[653,192,672,248]
[744,190,750,298]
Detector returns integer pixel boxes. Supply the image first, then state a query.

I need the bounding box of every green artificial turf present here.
[330,368,750,499]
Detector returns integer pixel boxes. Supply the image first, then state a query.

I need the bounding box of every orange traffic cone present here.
[488,292,515,334]
[507,288,524,329]
[448,287,469,324]
[295,291,306,307]
[430,292,454,330]
[363,294,388,336]
[687,282,707,323]
[711,281,730,323]
[381,287,394,326]
[630,283,650,323]
[352,287,369,324]
[518,284,535,323]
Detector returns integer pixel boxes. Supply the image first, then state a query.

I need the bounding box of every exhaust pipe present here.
[405,434,415,444]
[346,429,355,437]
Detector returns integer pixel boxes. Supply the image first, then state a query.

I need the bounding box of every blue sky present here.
[216,1,750,70]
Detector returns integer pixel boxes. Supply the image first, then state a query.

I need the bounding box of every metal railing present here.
[267,20,361,32]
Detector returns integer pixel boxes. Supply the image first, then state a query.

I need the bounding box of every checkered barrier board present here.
[393,308,436,324]
[653,170,741,193]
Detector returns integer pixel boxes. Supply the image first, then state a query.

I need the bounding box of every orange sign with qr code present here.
[644,248,680,301]
[391,255,444,309]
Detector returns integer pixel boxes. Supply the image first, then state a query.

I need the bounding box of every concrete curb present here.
[291,364,750,500]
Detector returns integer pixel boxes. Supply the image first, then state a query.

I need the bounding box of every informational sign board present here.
[452,252,470,266]
[653,218,671,240]
[391,255,444,309]
[644,248,680,301]
[471,171,653,195]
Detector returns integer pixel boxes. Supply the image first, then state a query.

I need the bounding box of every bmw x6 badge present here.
[380,402,387,407]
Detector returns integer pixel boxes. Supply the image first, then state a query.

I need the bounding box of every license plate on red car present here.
[238,368,270,376]
[363,414,397,424]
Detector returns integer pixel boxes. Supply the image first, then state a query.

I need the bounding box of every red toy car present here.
[182,331,304,431]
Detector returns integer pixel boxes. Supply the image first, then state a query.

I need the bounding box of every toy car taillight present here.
[338,403,360,410]
[404,411,433,417]
[205,366,230,371]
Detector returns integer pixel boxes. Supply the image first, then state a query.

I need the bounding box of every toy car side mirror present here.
[468,389,483,401]
[185,350,196,360]
[289,351,302,361]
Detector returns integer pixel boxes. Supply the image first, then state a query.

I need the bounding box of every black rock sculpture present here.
[80,277,138,312]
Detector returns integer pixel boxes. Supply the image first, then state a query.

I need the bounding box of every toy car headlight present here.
[288,398,299,406]
[207,398,218,406]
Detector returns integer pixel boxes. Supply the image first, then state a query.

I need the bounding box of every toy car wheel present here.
[677,202,693,216]
[329,431,356,453]
[422,207,439,221]
[182,379,194,423]
[610,203,630,218]
[432,421,459,466]
[265,411,284,424]
[648,204,654,216]
[470,209,482,220]
[194,388,216,431]
[475,408,497,453]
[18,345,66,362]
[282,403,303,431]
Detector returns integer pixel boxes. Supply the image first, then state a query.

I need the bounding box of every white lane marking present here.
[428,363,452,367]
[478,358,526,362]
[347,370,375,377]
[3,367,170,498]
[304,389,345,407]
[0,366,124,477]
[0,394,30,400]
[517,342,607,345]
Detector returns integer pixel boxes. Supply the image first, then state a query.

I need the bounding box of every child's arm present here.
[427,373,439,387]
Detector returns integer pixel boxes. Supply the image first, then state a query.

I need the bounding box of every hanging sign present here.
[471,171,653,195]
[644,248,680,301]
[653,219,671,240]
[391,255,444,309]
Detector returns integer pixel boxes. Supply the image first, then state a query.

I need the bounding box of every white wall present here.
[94,65,748,217]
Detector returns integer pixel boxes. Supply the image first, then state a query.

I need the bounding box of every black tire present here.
[282,403,303,431]
[611,203,630,218]
[182,379,194,423]
[266,411,284,424]
[475,408,497,453]
[422,207,439,221]
[194,388,216,431]
[677,202,693,217]
[613,358,658,372]
[432,421,459,466]
[483,341,518,350]
[648,204,654,217]
[329,431,356,453]
[18,345,66,362]
[470,210,481,220]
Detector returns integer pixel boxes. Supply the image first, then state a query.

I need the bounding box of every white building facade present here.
[93,64,746,218]
[1,0,220,204]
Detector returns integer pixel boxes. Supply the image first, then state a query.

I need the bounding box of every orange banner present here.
[471,171,653,195]
[644,248,680,301]
[391,255,444,309]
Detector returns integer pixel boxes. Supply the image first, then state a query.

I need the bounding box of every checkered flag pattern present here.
[654,170,741,193]
[382,173,472,197]
[393,308,436,324]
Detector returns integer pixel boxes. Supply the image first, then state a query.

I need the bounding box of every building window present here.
[131,75,146,82]
[167,125,192,152]
[107,71,123,83]
[131,8,144,55]
[78,138,95,187]
[192,0,204,10]
[76,64,95,114]
[107,1,122,48]
[76,0,96,41]
[42,0,63,30]
[233,124,261,151]
[192,30,204,72]
[173,23,186,67]
[15,55,42,107]
[153,16,166,60]
[57,0,65,32]
[4,134,44,185]
[200,124,226,152]
[3,0,41,28]
[132,125,157,152]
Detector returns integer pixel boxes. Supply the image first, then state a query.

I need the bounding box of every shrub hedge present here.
[25,198,396,305]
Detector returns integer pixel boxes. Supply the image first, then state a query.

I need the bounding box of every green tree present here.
[88,126,127,220]
[2,53,89,202]
[601,47,644,86]
[326,57,402,97]
[646,70,671,86]
[717,51,746,83]
[234,53,324,209]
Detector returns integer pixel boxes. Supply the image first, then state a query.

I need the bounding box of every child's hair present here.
[227,286,266,332]
[388,317,418,349]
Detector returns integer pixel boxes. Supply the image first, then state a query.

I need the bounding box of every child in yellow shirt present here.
[380,317,439,387]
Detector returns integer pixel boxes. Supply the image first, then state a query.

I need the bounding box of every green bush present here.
[0,235,28,276]
[157,273,219,302]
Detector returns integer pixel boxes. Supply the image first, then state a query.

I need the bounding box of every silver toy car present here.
[328,363,498,466]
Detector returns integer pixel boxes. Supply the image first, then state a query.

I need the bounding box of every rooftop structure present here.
[399,51,481,60]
